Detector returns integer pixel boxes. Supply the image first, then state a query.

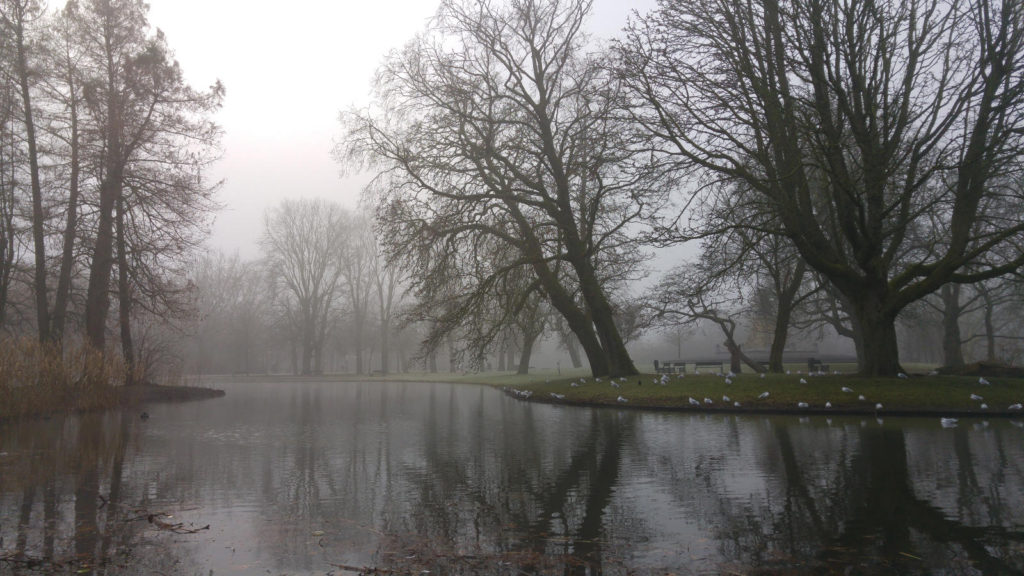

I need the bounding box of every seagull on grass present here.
[758,391,770,399]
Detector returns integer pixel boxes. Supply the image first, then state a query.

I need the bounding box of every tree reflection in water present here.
[1,381,1022,575]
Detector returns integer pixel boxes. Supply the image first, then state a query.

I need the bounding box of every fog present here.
[143,0,659,258]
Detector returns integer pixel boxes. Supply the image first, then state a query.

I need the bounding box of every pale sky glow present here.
[144,0,656,257]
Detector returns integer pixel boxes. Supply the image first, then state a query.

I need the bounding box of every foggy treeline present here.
[3,0,1024,383]
[188,201,416,377]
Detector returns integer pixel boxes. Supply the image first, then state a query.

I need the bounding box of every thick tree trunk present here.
[851,294,902,376]
[115,198,134,384]
[85,47,124,351]
[564,331,583,368]
[576,262,638,377]
[85,175,120,350]
[941,284,965,369]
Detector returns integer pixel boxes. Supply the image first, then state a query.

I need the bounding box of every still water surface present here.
[1,379,1023,575]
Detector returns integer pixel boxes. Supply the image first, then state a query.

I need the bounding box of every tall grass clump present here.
[0,337,127,420]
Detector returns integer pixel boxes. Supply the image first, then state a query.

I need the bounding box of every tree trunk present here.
[517,330,536,375]
[115,198,135,384]
[51,70,82,345]
[575,261,638,377]
[724,337,764,374]
[497,345,506,371]
[380,323,389,374]
[85,48,125,351]
[940,284,965,369]
[301,303,313,375]
[851,294,902,376]
[565,331,582,368]
[85,173,120,350]
[12,8,50,342]
[354,312,365,374]
[981,289,996,362]
[769,260,805,372]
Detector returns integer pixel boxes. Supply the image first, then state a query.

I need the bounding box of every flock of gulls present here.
[505,371,1024,429]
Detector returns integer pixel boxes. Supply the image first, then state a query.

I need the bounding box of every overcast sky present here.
[143,0,657,257]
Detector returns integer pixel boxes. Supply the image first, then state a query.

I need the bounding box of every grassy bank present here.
[488,371,1024,416]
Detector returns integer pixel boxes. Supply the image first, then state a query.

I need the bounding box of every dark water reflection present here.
[2,380,1023,575]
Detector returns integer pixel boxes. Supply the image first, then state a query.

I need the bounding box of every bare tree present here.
[341,0,674,378]
[77,0,222,353]
[621,0,1024,375]
[648,256,767,374]
[1,0,51,341]
[261,198,350,376]
[0,29,18,328]
[339,211,376,374]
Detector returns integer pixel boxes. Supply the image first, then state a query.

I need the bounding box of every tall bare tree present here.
[261,198,349,376]
[621,0,1024,375]
[342,0,673,378]
[78,0,222,353]
[1,0,51,341]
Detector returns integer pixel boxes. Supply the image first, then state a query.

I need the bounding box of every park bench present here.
[694,361,724,374]
[655,361,686,374]
[807,358,830,373]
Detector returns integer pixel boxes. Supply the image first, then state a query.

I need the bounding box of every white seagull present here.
[799,378,808,384]
[688,397,700,406]
[979,377,991,385]
[970,393,984,401]
[1009,403,1023,410]
[617,396,628,403]
[842,386,854,393]
[797,402,809,408]
[940,417,958,428]
[758,391,770,399]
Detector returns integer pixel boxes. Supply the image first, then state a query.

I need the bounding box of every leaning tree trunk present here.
[575,260,638,377]
[940,284,965,369]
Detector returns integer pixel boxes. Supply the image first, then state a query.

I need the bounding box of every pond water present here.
[1,379,1023,575]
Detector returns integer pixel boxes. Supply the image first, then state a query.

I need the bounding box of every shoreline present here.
[195,371,1024,419]
[505,388,1024,419]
